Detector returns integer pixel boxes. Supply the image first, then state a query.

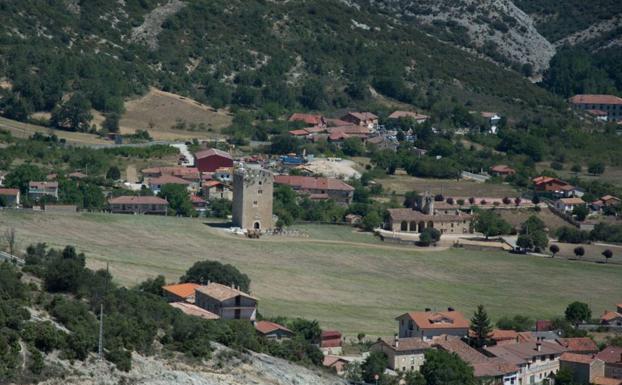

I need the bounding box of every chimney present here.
[394,333,399,348]
[536,342,542,352]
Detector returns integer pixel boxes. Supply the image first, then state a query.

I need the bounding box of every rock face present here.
[40,344,346,385]
[129,0,186,49]
[361,0,556,74]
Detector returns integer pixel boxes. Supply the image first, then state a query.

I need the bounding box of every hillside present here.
[0,0,563,127]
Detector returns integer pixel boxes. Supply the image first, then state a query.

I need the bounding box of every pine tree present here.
[470,305,492,348]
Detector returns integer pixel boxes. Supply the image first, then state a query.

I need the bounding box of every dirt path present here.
[125,165,138,184]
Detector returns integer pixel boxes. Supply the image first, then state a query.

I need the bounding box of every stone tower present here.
[417,192,435,215]
[232,167,273,231]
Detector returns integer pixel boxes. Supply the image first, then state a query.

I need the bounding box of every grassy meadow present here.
[2,210,621,336]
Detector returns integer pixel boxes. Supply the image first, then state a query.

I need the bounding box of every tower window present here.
[258,189,263,194]
[253,200,258,207]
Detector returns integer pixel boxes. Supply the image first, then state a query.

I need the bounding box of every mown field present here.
[2,210,621,337]
[377,174,519,198]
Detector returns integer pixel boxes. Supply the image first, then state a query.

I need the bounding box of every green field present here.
[2,211,621,336]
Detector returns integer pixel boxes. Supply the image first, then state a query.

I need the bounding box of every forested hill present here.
[0,0,561,122]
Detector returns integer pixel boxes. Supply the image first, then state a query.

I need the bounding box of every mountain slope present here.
[0,0,561,124]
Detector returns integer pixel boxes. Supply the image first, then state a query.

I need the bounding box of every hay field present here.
[2,211,621,336]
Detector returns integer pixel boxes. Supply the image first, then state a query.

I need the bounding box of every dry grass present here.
[498,207,570,233]
[120,88,232,141]
[2,211,621,337]
[377,173,519,198]
[536,162,622,187]
[0,116,108,145]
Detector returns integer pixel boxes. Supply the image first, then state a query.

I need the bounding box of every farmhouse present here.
[340,111,378,128]
[148,175,192,194]
[288,113,325,127]
[560,353,605,385]
[323,355,350,375]
[141,166,201,183]
[194,282,258,321]
[596,346,622,379]
[555,197,586,213]
[320,330,343,355]
[371,336,428,372]
[0,188,20,207]
[274,175,354,205]
[570,95,622,122]
[434,336,519,385]
[600,304,622,326]
[28,181,58,200]
[387,193,472,235]
[396,308,470,341]
[254,321,294,341]
[388,110,430,123]
[195,148,233,173]
[202,180,232,201]
[108,196,169,215]
[162,282,201,303]
[485,341,565,385]
[490,165,516,177]
[592,195,621,211]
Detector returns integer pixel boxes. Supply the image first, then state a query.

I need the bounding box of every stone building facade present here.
[232,167,273,230]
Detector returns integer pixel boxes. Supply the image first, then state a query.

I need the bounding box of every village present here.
[1,95,622,385]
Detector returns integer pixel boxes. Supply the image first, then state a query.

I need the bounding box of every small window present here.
[258,189,263,194]
[253,200,258,207]
[258,181,263,185]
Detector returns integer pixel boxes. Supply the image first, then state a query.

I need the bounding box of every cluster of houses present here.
[320,306,622,385]
[0,180,60,208]
[570,94,622,123]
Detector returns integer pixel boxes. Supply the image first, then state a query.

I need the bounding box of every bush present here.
[106,347,132,372]
[556,227,590,244]
[181,261,251,292]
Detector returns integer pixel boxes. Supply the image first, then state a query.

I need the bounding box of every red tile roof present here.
[570,94,622,105]
[0,188,19,196]
[593,377,622,385]
[490,165,515,174]
[596,346,622,363]
[29,181,58,189]
[289,129,310,136]
[388,111,429,120]
[202,180,223,188]
[377,337,430,352]
[108,196,168,205]
[162,283,201,299]
[557,337,598,353]
[195,282,257,302]
[328,131,350,141]
[255,321,293,335]
[149,175,192,186]
[343,111,378,121]
[288,113,324,126]
[323,355,349,367]
[399,310,470,330]
[190,195,206,204]
[600,310,622,322]
[194,148,232,160]
[274,175,354,192]
[560,352,597,364]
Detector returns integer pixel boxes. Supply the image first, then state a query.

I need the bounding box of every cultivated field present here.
[0,116,108,145]
[119,88,232,141]
[377,173,519,198]
[2,211,621,337]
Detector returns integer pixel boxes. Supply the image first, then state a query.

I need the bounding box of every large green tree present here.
[180,260,251,292]
[158,184,195,217]
[361,350,388,384]
[470,305,493,348]
[421,349,476,385]
[564,302,591,326]
[50,93,93,132]
[473,211,512,239]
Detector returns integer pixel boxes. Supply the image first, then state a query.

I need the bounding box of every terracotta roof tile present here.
[194,148,232,160]
[149,175,192,186]
[596,346,622,363]
[109,195,169,205]
[169,302,220,320]
[162,283,201,299]
[557,337,598,353]
[274,175,354,192]
[195,282,257,302]
[560,352,597,364]
[255,321,293,335]
[0,188,19,196]
[398,310,470,330]
[570,94,622,105]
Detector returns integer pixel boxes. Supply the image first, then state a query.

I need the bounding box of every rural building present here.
[555,197,586,213]
[190,195,207,212]
[481,112,502,134]
[371,337,428,372]
[597,346,622,379]
[569,95,622,122]
[28,181,58,200]
[288,113,325,127]
[202,180,232,201]
[169,302,220,320]
[396,309,470,341]
[273,175,354,205]
[108,196,169,215]
[148,175,192,194]
[593,377,622,385]
[232,167,274,231]
[490,165,516,177]
[213,167,233,183]
[387,193,472,235]
[142,167,201,183]
[533,176,571,194]
[556,338,599,355]
[254,321,294,341]
[388,110,430,123]
[162,283,202,303]
[345,213,362,225]
[0,188,20,207]
[536,320,554,332]
[434,336,519,385]
[560,353,605,385]
[194,282,257,321]
[485,341,565,385]
[323,355,350,375]
[340,112,378,128]
[601,304,622,326]
[467,329,519,346]
[320,330,343,355]
[592,195,621,211]
[195,148,233,173]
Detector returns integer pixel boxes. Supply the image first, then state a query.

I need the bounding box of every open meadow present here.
[377,173,519,198]
[2,210,621,337]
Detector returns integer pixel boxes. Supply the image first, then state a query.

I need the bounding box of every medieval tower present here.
[232,166,274,230]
